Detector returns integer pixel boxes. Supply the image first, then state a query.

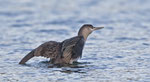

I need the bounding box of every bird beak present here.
[93,27,104,31]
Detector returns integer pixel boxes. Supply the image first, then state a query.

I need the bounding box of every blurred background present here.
[0,0,150,82]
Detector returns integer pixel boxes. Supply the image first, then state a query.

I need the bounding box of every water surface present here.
[0,0,150,82]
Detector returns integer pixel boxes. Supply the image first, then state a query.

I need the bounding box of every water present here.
[0,0,150,82]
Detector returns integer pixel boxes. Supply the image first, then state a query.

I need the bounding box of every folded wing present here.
[61,36,85,63]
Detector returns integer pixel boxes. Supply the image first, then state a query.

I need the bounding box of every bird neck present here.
[78,31,89,41]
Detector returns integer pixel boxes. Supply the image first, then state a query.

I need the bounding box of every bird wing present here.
[61,36,85,60]
[34,41,61,59]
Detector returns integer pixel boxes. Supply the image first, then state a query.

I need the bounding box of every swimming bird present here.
[19,24,104,64]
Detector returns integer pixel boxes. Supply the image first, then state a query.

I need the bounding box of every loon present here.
[19,24,104,64]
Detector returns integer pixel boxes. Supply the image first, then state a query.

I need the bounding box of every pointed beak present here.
[93,27,104,31]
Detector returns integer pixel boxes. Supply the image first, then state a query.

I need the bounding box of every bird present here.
[19,24,104,65]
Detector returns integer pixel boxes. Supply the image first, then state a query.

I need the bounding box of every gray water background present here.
[0,0,150,82]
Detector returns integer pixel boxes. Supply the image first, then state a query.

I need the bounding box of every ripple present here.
[142,43,150,46]
[11,23,32,28]
[0,11,19,17]
[0,11,33,17]
[115,37,147,41]
[35,29,69,35]
[114,55,124,58]
[44,19,74,25]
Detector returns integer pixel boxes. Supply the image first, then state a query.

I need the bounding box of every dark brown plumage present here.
[19,24,104,64]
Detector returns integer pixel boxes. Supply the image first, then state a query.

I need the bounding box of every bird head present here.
[78,24,104,41]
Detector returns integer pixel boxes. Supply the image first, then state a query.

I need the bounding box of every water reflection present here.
[48,61,92,74]
[24,61,93,74]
